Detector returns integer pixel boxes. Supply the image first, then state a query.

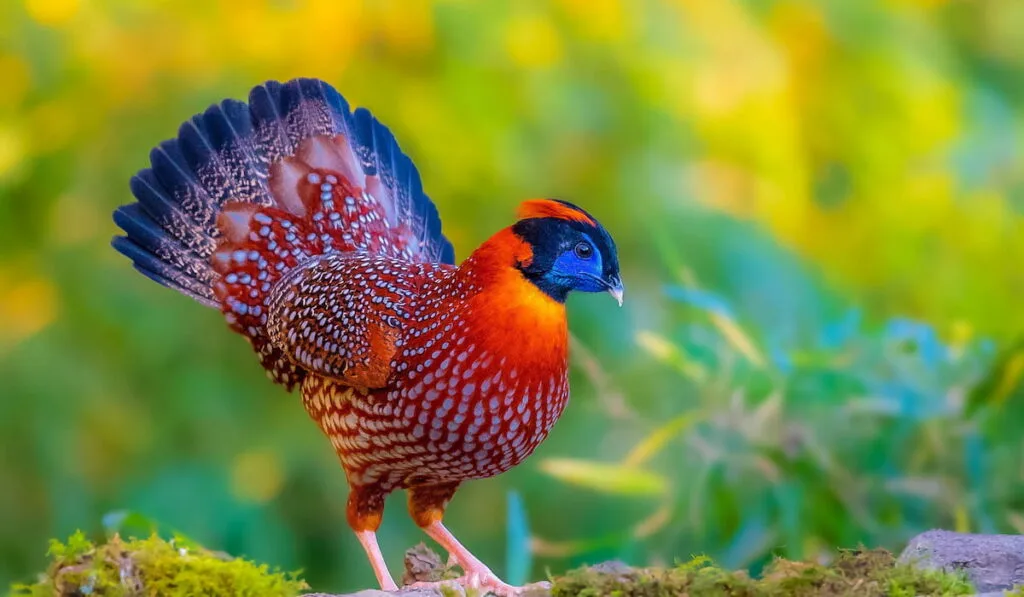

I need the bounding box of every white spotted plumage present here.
[207,133,570,494]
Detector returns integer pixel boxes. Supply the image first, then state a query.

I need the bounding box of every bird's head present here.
[511,199,623,306]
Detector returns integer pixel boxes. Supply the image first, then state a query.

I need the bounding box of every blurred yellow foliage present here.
[505,12,563,69]
[231,449,285,504]
[0,127,25,180]
[0,270,56,353]
[24,0,79,27]
[2,0,1020,343]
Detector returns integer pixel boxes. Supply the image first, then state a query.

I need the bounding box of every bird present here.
[110,78,623,595]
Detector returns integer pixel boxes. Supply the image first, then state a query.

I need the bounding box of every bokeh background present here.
[3,0,1024,592]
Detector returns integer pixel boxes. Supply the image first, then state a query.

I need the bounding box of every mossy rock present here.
[8,532,980,597]
[9,531,308,597]
[550,549,975,597]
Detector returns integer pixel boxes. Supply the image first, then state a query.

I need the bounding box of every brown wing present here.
[265,253,426,389]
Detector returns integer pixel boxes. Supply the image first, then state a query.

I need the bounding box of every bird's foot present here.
[408,573,549,596]
[406,521,550,595]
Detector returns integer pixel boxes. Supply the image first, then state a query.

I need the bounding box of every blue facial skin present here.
[512,209,623,305]
[549,236,608,293]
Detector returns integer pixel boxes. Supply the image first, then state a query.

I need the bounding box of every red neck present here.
[456,228,568,369]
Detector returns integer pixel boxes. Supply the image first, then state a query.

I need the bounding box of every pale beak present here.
[607,280,624,307]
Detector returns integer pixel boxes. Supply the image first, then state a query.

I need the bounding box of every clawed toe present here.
[405,521,545,595]
[406,575,547,596]
[406,579,460,593]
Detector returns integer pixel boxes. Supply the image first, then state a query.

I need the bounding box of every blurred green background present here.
[3,0,1024,592]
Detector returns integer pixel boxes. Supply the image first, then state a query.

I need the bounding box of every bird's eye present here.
[574,242,593,259]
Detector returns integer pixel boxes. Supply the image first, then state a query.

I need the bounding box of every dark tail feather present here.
[112,77,454,307]
[112,204,215,305]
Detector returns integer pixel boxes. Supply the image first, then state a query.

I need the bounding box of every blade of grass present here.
[622,410,707,467]
[635,330,709,382]
[709,311,766,368]
[539,458,668,496]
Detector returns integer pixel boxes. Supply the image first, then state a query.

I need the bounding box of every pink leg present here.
[407,484,547,595]
[355,530,398,591]
[421,521,518,595]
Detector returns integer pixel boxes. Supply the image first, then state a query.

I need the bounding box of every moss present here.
[9,530,308,597]
[549,548,975,597]
[10,533,978,597]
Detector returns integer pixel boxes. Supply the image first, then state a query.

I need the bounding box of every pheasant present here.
[111,78,623,595]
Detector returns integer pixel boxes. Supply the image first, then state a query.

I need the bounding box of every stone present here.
[898,529,1024,593]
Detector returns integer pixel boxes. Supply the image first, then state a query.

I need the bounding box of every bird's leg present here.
[348,487,398,591]
[420,520,519,595]
[407,483,523,596]
[354,530,397,591]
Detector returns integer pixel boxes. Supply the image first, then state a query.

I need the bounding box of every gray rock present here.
[899,529,1024,593]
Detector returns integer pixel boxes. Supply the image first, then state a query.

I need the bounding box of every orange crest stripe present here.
[516,199,596,226]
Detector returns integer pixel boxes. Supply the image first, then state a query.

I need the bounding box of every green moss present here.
[9,531,308,597]
[10,533,979,597]
[549,549,974,597]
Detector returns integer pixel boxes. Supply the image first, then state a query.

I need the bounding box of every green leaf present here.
[538,458,668,496]
[102,510,158,539]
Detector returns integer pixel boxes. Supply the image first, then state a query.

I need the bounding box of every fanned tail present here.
[112,78,455,388]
